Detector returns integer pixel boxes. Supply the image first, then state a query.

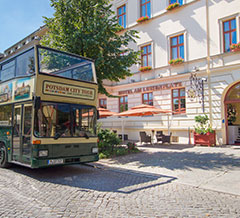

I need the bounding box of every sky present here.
[0,0,54,53]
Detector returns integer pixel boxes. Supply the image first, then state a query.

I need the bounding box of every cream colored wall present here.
[101,0,240,145]
[100,68,240,145]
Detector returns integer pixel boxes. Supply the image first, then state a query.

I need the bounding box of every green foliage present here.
[127,142,136,150]
[194,114,213,134]
[169,58,184,65]
[166,2,180,11]
[41,0,140,96]
[97,125,139,158]
[97,128,121,153]
[227,104,237,125]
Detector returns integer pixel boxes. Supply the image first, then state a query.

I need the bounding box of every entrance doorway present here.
[225,82,240,145]
[12,103,32,164]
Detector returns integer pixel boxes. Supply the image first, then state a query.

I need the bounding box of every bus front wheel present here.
[0,143,9,168]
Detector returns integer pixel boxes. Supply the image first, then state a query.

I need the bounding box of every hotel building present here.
[99,0,240,145]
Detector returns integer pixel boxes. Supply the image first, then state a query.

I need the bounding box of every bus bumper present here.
[31,154,99,168]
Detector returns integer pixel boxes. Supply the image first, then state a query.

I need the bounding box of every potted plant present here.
[169,58,184,65]
[193,114,216,146]
[139,66,152,72]
[166,2,180,11]
[127,142,136,150]
[227,104,237,125]
[230,42,240,52]
[136,16,149,23]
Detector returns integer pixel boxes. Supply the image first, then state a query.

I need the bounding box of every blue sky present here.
[0,0,54,53]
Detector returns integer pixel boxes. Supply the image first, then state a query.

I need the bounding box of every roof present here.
[2,25,48,60]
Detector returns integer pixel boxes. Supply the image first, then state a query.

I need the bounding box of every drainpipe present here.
[206,0,213,127]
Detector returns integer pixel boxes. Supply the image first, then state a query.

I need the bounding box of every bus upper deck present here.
[0,45,99,168]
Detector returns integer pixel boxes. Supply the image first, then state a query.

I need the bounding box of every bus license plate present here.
[48,159,64,165]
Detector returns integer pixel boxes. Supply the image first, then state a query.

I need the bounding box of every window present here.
[172,88,186,113]
[119,96,128,112]
[170,34,184,60]
[223,18,237,52]
[0,105,12,125]
[169,0,183,5]
[38,47,95,82]
[34,102,97,138]
[141,44,152,67]
[0,60,15,82]
[16,49,35,77]
[142,92,153,105]
[140,0,151,18]
[117,5,126,28]
[99,98,107,109]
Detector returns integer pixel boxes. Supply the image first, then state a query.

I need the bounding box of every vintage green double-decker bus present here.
[0,45,99,168]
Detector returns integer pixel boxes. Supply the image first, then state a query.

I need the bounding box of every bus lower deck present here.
[0,45,99,168]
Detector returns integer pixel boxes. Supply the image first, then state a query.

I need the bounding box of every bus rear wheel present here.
[0,143,9,168]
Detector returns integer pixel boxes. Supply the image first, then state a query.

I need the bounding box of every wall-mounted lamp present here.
[189,73,206,113]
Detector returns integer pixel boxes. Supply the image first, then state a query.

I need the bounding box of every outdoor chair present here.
[156,132,172,144]
[162,132,172,144]
[139,131,151,144]
[156,131,164,143]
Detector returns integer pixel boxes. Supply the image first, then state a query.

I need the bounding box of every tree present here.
[41,0,139,95]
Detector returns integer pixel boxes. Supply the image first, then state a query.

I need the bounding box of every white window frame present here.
[218,13,240,54]
[114,0,128,28]
[138,41,155,69]
[138,0,152,19]
[167,30,187,63]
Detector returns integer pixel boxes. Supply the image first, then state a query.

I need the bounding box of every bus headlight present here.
[39,150,48,157]
[92,147,98,153]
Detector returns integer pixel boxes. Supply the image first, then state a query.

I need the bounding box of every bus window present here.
[16,49,35,76]
[72,107,96,137]
[34,102,97,138]
[38,48,82,74]
[1,60,15,82]
[35,103,71,138]
[23,105,32,156]
[58,70,72,78]
[38,47,95,82]
[72,63,93,82]
[0,104,12,126]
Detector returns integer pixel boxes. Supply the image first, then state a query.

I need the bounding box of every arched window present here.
[225,83,240,102]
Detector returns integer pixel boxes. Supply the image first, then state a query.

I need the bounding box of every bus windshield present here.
[38,47,95,83]
[34,102,97,138]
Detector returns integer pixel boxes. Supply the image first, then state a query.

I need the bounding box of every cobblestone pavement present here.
[97,144,240,195]
[1,161,240,218]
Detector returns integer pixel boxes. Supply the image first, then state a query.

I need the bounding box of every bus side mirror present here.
[34,96,41,109]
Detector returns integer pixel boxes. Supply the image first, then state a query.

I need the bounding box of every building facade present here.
[1,26,47,61]
[99,0,240,145]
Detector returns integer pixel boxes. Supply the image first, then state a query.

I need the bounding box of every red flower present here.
[139,66,152,72]
[136,16,149,23]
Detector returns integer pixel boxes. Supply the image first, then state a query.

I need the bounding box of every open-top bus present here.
[0,45,99,168]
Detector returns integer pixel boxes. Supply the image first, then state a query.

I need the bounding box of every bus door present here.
[13,104,32,164]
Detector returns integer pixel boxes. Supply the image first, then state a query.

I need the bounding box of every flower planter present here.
[139,66,152,72]
[116,26,124,33]
[194,131,216,146]
[169,58,184,66]
[231,48,240,52]
[136,16,149,24]
[166,3,180,11]
[230,42,240,52]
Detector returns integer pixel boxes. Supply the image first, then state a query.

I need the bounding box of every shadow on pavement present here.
[8,163,176,194]
[138,143,195,150]
[100,149,240,171]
